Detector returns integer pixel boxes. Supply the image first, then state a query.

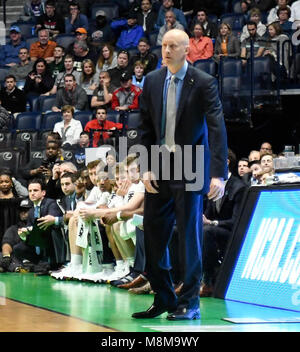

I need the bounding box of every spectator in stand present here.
[53,105,83,147]
[107,49,132,88]
[96,43,118,73]
[190,9,218,40]
[84,107,123,147]
[43,54,81,96]
[72,40,99,72]
[111,71,142,111]
[156,0,187,30]
[267,0,291,24]
[52,73,88,112]
[29,28,57,63]
[263,21,290,78]
[9,48,34,82]
[65,1,89,34]
[66,27,95,56]
[56,0,88,17]
[290,0,300,21]
[21,140,62,182]
[0,169,28,199]
[0,75,27,115]
[132,61,146,89]
[48,46,65,79]
[237,157,250,177]
[260,141,273,155]
[0,26,28,67]
[136,0,158,35]
[73,131,90,169]
[240,21,265,65]
[248,149,261,161]
[0,198,33,273]
[35,0,65,39]
[240,7,267,42]
[186,22,213,64]
[89,10,115,49]
[91,71,116,110]
[111,12,145,50]
[130,37,158,75]
[79,59,99,96]
[24,58,55,96]
[213,23,241,63]
[20,0,45,23]
[277,7,294,37]
[156,10,185,46]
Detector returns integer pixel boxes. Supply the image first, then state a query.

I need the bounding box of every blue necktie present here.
[34,206,41,255]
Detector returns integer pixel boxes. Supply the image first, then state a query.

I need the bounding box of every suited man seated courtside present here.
[201,149,247,297]
[14,178,65,270]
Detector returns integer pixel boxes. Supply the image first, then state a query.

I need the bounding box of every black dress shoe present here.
[132,304,170,319]
[167,307,200,320]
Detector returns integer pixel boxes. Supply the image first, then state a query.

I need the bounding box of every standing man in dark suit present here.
[132,29,228,320]
[15,178,64,268]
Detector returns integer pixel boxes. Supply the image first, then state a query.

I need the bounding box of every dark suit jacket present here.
[27,197,65,264]
[204,174,247,231]
[139,64,228,194]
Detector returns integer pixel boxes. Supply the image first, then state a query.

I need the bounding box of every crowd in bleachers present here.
[0,0,298,296]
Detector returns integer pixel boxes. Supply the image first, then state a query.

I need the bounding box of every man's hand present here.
[202,214,211,225]
[207,177,225,201]
[142,171,159,194]
[79,208,96,221]
[101,212,118,225]
[37,215,55,230]
[116,179,131,197]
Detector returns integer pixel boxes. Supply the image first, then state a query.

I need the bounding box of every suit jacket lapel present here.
[176,66,195,127]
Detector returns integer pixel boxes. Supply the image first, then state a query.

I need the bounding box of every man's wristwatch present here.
[211,220,219,227]
[116,211,123,221]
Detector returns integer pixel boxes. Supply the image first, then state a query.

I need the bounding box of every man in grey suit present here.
[132,29,228,320]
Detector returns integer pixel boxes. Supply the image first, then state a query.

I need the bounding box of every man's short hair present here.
[64,73,76,81]
[247,20,257,28]
[46,0,56,7]
[5,75,16,82]
[28,178,46,191]
[138,37,150,45]
[277,6,291,17]
[60,171,77,182]
[87,159,101,170]
[69,1,80,10]
[95,106,107,114]
[80,131,89,137]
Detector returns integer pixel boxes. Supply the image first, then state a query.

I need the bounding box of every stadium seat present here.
[106,111,120,123]
[127,111,141,129]
[55,34,76,49]
[74,111,93,128]
[208,14,219,24]
[194,59,217,77]
[220,58,242,77]
[13,130,39,148]
[25,36,38,48]
[220,13,245,29]
[90,3,119,21]
[40,112,61,131]
[26,94,40,112]
[221,76,242,119]
[15,112,42,130]
[150,45,162,60]
[0,67,9,82]
[0,131,12,149]
[29,149,45,162]
[0,150,23,175]
[16,80,25,90]
[38,95,57,113]
[148,31,159,47]
[251,57,272,90]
